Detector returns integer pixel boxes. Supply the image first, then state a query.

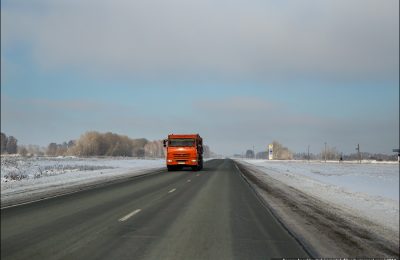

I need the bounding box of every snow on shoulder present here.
[234,159,399,256]
[1,156,164,207]
[238,159,399,234]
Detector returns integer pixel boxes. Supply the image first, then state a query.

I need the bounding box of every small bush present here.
[4,169,28,181]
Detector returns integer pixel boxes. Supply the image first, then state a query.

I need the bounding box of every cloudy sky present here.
[1,0,399,155]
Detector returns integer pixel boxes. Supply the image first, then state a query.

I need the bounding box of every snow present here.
[237,159,399,234]
[2,155,398,234]
[1,156,165,206]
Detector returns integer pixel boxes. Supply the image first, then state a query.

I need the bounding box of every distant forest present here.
[1,132,396,161]
[0,131,213,158]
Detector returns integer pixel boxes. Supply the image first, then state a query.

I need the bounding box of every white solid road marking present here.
[187,179,191,182]
[168,188,176,193]
[119,209,141,222]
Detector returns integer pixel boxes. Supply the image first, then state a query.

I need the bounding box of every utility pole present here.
[324,142,327,163]
[253,145,255,160]
[307,145,310,162]
[356,144,361,163]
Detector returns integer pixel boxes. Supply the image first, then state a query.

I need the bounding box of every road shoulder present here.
[234,160,399,257]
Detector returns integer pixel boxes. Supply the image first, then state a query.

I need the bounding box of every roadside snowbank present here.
[238,159,399,234]
[1,156,165,207]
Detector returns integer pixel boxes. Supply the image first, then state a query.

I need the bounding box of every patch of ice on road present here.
[238,159,399,234]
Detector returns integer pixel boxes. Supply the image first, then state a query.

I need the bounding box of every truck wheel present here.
[167,166,174,171]
[191,166,198,171]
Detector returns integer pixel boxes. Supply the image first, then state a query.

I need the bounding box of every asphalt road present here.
[1,159,309,259]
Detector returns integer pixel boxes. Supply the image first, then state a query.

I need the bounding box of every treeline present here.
[2,132,47,156]
[1,131,213,158]
[293,151,397,161]
[47,131,163,157]
[294,145,340,160]
[1,132,18,154]
[49,131,212,158]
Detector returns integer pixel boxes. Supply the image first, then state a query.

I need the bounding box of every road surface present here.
[1,159,309,259]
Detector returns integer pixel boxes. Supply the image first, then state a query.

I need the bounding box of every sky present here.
[1,0,399,156]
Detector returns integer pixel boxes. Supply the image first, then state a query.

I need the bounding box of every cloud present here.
[2,0,398,83]
[1,0,398,154]
[1,91,397,154]
[0,95,146,144]
[22,98,103,111]
[194,96,276,114]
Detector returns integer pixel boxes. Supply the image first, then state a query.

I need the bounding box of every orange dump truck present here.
[163,134,203,171]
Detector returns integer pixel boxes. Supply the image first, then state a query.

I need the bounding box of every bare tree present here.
[26,145,45,156]
[1,132,7,153]
[320,146,339,160]
[246,149,254,158]
[18,146,28,157]
[6,136,18,154]
[47,143,58,156]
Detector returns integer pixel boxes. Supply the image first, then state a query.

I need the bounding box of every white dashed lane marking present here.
[119,209,141,222]
[168,188,176,193]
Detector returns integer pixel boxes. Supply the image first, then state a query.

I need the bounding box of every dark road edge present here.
[233,160,315,258]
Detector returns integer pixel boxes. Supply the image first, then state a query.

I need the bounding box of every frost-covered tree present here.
[320,146,339,160]
[26,145,45,156]
[272,141,293,160]
[144,140,164,158]
[69,131,148,157]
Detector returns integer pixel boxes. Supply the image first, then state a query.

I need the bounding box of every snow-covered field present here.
[239,159,399,233]
[1,156,165,206]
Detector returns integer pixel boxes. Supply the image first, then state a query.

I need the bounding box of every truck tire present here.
[167,166,174,171]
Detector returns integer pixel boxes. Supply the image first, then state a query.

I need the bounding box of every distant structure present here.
[268,144,273,160]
